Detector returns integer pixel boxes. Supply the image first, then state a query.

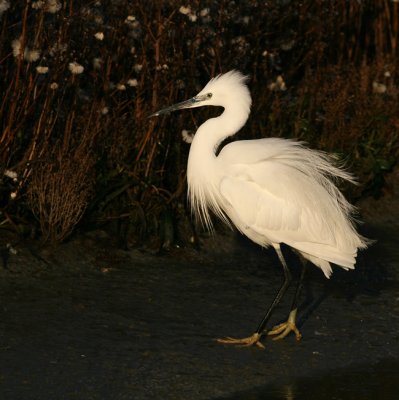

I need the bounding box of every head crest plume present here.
[201,70,249,93]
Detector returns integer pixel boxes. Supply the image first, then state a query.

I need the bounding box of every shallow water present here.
[218,359,399,399]
[0,223,398,400]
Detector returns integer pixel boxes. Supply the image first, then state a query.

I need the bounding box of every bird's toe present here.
[267,321,302,341]
[216,332,265,349]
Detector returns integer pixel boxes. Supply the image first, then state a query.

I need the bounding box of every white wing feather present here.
[217,138,366,277]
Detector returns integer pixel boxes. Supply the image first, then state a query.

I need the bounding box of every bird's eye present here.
[206,93,212,99]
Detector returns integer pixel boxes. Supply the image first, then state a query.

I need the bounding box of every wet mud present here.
[0,196,399,399]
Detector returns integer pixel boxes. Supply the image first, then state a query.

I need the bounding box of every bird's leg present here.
[216,245,292,349]
[268,258,307,341]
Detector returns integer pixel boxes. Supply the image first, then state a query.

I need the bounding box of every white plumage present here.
[185,71,367,278]
[151,70,368,347]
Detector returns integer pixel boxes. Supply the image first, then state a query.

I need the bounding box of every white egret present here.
[150,70,368,349]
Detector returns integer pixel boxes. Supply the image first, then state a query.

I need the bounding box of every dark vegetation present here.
[0,0,398,246]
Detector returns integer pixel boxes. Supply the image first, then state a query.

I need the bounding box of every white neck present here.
[186,105,249,228]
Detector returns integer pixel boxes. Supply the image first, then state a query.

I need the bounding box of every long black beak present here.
[149,96,199,118]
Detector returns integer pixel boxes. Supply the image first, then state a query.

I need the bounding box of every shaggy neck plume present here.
[186,104,250,228]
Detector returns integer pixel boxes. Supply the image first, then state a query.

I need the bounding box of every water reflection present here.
[217,359,399,400]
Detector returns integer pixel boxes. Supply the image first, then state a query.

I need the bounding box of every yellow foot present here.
[267,309,302,341]
[216,332,265,349]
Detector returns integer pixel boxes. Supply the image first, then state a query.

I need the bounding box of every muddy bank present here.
[0,193,399,399]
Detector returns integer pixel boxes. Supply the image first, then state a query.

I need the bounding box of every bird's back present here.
[216,138,367,277]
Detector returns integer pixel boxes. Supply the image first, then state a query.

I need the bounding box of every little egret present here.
[150,70,368,349]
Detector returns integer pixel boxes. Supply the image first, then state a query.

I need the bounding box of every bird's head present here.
[149,70,251,117]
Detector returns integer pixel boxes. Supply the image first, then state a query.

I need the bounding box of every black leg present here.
[216,245,299,348]
[290,256,307,312]
[255,245,292,334]
[267,255,308,341]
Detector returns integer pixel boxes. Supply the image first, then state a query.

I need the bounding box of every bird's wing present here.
[217,138,363,273]
[219,160,334,244]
